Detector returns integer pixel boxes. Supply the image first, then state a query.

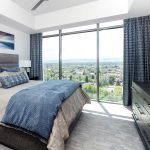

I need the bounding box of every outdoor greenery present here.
[43,61,123,103]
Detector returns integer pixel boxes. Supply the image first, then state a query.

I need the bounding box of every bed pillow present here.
[0,72,29,89]
[0,76,15,88]
[1,67,20,72]
[20,72,29,83]
[0,72,9,88]
[7,68,29,81]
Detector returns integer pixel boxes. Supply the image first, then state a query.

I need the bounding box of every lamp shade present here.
[19,60,31,68]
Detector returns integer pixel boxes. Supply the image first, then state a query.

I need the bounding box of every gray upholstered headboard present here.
[0,53,19,68]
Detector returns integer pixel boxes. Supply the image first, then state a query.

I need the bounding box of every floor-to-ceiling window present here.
[99,27,123,103]
[42,31,59,81]
[62,31,97,99]
[42,20,123,103]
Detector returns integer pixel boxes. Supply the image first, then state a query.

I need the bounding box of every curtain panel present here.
[123,16,150,106]
[30,33,43,80]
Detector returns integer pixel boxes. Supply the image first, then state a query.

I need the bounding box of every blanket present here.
[2,80,81,140]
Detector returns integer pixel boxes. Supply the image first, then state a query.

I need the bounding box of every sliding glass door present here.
[62,32,97,99]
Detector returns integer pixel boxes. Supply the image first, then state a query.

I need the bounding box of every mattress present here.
[0,80,90,150]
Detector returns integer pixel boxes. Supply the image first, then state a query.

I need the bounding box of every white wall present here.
[0,23,30,60]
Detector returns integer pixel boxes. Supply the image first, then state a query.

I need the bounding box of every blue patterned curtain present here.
[123,16,150,106]
[30,33,43,80]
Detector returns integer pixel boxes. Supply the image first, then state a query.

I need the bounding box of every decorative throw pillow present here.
[7,68,29,81]
[20,72,29,83]
[0,72,9,88]
[0,76,14,88]
[12,74,23,85]
[19,68,30,81]
[0,72,29,89]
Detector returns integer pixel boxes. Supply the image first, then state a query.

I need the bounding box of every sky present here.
[43,23,123,62]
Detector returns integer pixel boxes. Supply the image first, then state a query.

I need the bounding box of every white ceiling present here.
[1,0,150,33]
[12,0,98,15]
[128,0,150,18]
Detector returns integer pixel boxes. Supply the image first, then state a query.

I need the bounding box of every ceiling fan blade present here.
[31,0,45,11]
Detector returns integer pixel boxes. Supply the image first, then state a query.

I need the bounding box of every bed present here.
[0,53,90,150]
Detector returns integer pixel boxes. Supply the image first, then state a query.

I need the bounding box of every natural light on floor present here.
[83,101,133,122]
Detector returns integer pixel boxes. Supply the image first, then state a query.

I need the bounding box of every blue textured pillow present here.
[0,72,29,89]
[0,76,13,88]
[20,72,29,83]
[1,67,20,72]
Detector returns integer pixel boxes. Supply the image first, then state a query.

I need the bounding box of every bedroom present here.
[0,0,150,149]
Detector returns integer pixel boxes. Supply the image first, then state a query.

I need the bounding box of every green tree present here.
[78,75,82,81]
[83,69,86,75]
[91,75,95,80]
[83,84,96,93]
[99,76,109,87]
[114,86,122,96]
[85,76,89,83]
[99,88,110,99]
[109,75,115,85]
[116,80,121,86]
[69,75,72,80]
[47,70,53,80]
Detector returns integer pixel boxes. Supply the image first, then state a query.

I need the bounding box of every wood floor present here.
[0,102,145,150]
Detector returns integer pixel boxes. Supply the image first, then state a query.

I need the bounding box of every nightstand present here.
[29,76,39,80]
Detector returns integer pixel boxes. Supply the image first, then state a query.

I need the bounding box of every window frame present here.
[42,22,123,101]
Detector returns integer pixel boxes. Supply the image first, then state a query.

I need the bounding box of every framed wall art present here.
[0,31,14,50]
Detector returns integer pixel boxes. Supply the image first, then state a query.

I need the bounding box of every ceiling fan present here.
[31,0,49,11]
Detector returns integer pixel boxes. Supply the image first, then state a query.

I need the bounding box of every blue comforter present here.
[2,80,81,139]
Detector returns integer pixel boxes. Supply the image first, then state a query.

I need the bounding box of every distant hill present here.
[43,58,123,63]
